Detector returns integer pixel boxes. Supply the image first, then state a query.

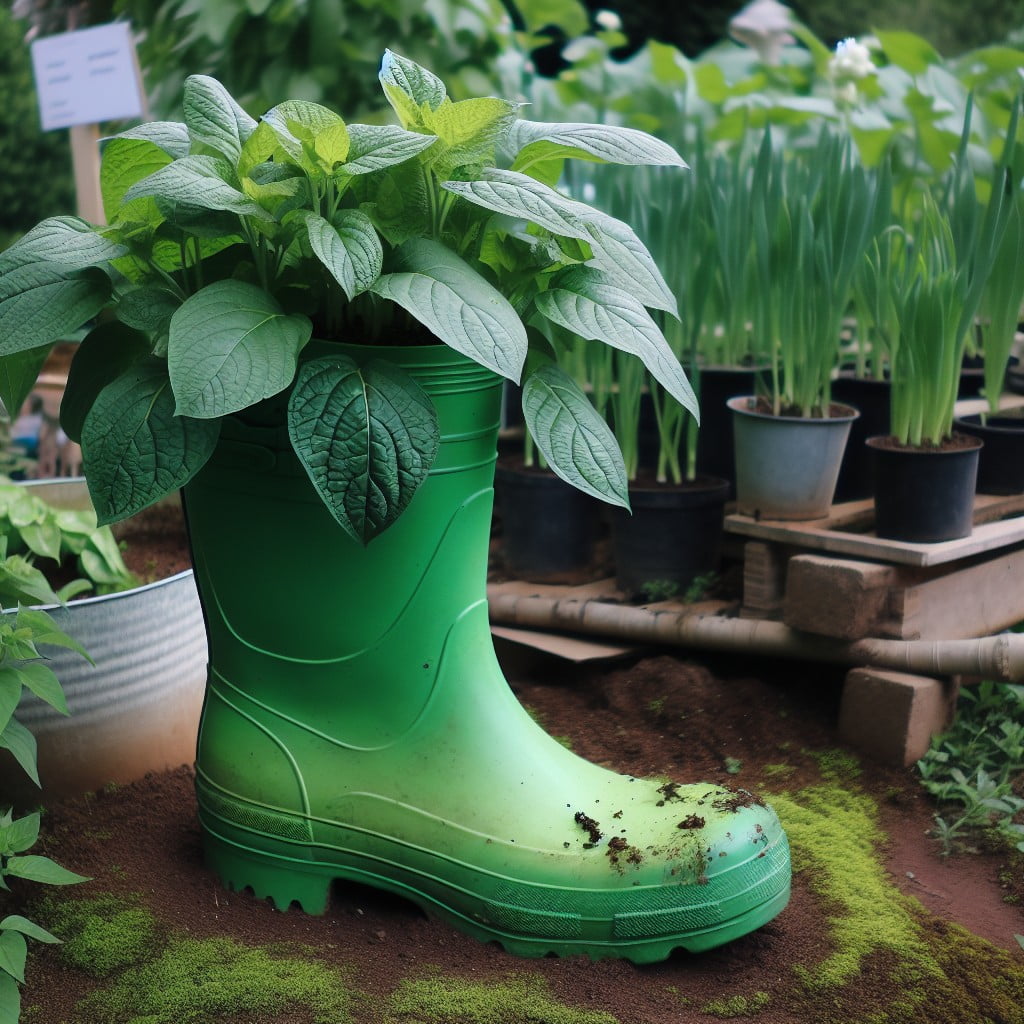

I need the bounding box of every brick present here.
[838,668,955,767]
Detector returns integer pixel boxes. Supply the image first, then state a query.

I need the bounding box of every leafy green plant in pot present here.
[0,52,791,961]
[859,122,1017,541]
[953,169,1024,493]
[730,127,889,520]
[493,328,604,580]
[582,160,728,601]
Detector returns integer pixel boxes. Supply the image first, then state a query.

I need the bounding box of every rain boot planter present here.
[183,344,791,962]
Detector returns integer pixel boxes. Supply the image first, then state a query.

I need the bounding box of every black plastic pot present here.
[494,459,601,579]
[695,366,765,493]
[610,475,729,599]
[953,412,1024,494]
[867,435,982,543]
[831,373,890,502]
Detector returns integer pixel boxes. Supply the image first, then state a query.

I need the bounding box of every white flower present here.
[594,9,622,32]
[835,82,859,106]
[729,0,795,67]
[830,37,875,80]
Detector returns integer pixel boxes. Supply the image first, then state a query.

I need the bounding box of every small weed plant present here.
[916,681,1024,856]
[0,544,90,1021]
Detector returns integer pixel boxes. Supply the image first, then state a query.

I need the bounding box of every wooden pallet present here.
[726,494,1024,641]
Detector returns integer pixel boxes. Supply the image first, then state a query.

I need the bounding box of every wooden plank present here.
[725,493,1024,567]
[894,546,1024,640]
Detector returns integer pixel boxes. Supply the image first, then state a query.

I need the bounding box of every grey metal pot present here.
[1,480,206,802]
[728,396,859,520]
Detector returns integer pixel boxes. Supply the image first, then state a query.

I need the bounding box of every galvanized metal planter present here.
[1,480,206,802]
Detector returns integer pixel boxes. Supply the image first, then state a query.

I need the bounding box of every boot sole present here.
[199,807,791,964]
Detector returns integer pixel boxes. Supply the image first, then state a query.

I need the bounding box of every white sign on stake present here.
[30,22,144,131]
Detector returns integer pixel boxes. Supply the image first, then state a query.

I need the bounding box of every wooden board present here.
[725,493,1024,567]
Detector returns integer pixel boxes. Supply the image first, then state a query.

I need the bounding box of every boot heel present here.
[202,830,334,915]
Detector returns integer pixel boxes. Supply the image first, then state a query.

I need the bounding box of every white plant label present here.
[31,22,144,131]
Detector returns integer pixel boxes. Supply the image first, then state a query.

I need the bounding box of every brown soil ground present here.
[7,515,1024,1023]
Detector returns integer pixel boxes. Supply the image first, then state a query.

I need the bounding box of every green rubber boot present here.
[184,344,791,963]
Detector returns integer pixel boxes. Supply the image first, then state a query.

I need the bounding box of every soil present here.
[8,512,1024,1023]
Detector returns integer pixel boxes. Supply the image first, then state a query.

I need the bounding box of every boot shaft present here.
[183,343,503,737]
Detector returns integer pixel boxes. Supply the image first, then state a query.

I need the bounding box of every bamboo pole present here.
[486,587,1024,682]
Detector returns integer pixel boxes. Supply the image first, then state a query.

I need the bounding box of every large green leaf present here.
[115,286,180,338]
[0,813,39,855]
[262,99,348,170]
[183,74,257,163]
[0,217,127,273]
[302,210,383,300]
[342,124,437,175]
[124,156,270,221]
[536,268,698,418]
[60,321,152,443]
[0,266,110,357]
[3,856,89,885]
[287,355,439,544]
[508,120,687,169]
[0,344,51,423]
[0,968,21,1024]
[379,48,447,125]
[441,169,593,243]
[14,664,68,718]
[0,556,61,608]
[114,121,191,158]
[168,280,312,418]
[0,673,19,734]
[522,364,629,508]
[370,238,527,381]
[15,607,89,658]
[0,932,26,985]
[0,716,38,788]
[81,360,221,524]
[0,917,58,945]
[583,212,679,315]
[100,137,176,222]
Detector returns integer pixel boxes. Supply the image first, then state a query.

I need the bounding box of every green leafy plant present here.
[0,51,697,545]
[858,185,1010,446]
[749,128,889,418]
[0,479,137,600]
[0,548,91,1022]
[917,680,1024,856]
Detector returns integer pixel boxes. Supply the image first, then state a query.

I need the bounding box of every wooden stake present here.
[70,121,104,225]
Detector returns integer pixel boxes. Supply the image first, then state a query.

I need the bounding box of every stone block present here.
[838,668,954,767]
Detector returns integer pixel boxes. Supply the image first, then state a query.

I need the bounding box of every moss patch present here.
[80,934,355,1023]
[387,973,618,1024]
[770,784,940,991]
[700,991,771,1017]
[36,893,159,977]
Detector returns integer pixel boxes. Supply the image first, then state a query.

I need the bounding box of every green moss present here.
[80,934,354,1024]
[387,973,618,1024]
[801,748,862,783]
[701,991,771,1017]
[769,785,940,991]
[37,894,158,977]
[761,763,796,780]
[861,919,1024,1024]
